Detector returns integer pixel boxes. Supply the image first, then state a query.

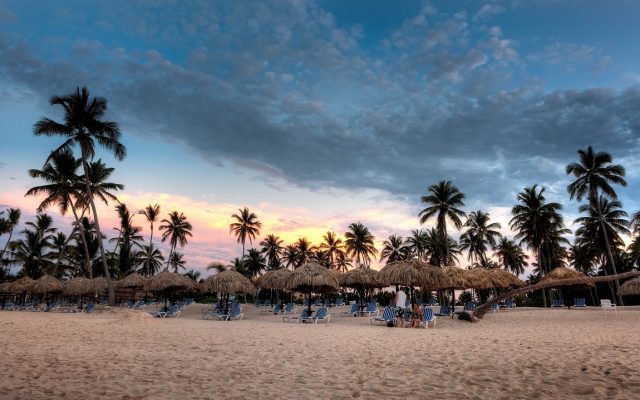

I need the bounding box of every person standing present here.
[394,288,407,328]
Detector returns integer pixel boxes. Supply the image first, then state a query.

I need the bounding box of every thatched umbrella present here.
[146,269,197,308]
[338,267,382,308]
[0,281,12,293]
[490,268,526,288]
[285,262,340,315]
[619,277,640,296]
[91,277,108,295]
[63,277,97,296]
[202,269,256,314]
[254,268,293,306]
[439,266,474,316]
[378,260,448,304]
[117,273,149,289]
[540,267,594,306]
[32,275,63,295]
[9,276,35,293]
[466,268,500,289]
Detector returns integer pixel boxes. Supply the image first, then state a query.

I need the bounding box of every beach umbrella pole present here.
[451,288,456,319]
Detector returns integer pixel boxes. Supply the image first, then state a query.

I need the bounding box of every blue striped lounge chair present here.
[551,299,564,308]
[280,303,296,315]
[364,302,378,316]
[573,298,586,308]
[342,303,358,316]
[491,303,499,313]
[463,302,476,311]
[283,308,310,323]
[312,298,322,307]
[335,298,344,307]
[312,307,330,324]
[217,304,243,321]
[419,307,437,328]
[370,307,396,325]
[505,298,515,308]
[436,306,450,316]
[429,297,437,306]
[324,299,331,308]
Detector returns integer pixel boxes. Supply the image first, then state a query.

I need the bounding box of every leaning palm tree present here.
[34,87,126,303]
[319,231,346,269]
[0,208,20,275]
[510,185,565,307]
[25,150,95,277]
[260,234,284,270]
[460,210,502,266]
[229,207,262,259]
[159,211,193,268]
[493,237,528,276]
[344,222,378,267]
[380,234,409,264]
[419,180,466,262]
[139,203,160,276]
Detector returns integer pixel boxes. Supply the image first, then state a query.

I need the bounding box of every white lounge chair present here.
[600,299,618,315]
[419,307,436,328]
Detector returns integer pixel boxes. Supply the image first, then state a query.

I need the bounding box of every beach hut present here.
[146,269,197,308]
[202,269,256,314]
[337,267,382,308]
[378,260,448,304]
[619,277,640,296]
[540,267,594,306]
[285,262,339,316]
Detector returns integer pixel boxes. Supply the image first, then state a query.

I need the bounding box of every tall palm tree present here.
[25,150,95,277]
[334,251,352,273]
[566,146,627,304]
[260,234,284,270]
[293,238,315,267]
[168,252,187,273]
[344,222,377,267]
[419,180,466,262]
[493,237,528,276]
[34,87,126,303]
[159,211,193,268]
[0,208,21,275]
[229,207,262,259]
[319,231,346,269]
[510,185,565,307]
[380,234,409,264]
[9,214,57,278]
[424,227,460,266]
[282,244,298,270]
[111,203,143,277]
[243,248,266,278]
[134,244,164,276]
[139,204,161,275]
[459,210,502,266]
[404,229,428,261]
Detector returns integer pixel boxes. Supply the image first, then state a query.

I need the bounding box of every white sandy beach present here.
[1,305,639,399]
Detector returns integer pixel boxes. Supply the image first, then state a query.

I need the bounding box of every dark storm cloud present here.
[0,0,638,210]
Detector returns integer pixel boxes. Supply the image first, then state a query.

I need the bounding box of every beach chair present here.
[419,307,437,328]
[416,298,424,306]
[302,299,309,306]
[312,307,330,324]
[463,302,476,312]
[342,304,359,317]
[201,308,221,320]
[335,298,344,307]
[131,300,146,309]
[279,303,296,315]
[505,298,515,308]
[551,299,564,308]
[2,301,15,310]
[600,299,618,316]
[429,297,437,307]
[312,298,322,307]
[323,298,332,308]
[84,303,95,313]
[217,304,243,321]
[436,306,450,316]
[370,307,396,326]
[364,302,378,316]
[491,303,499,313]
[573,298,586,308]
[283,308,310,323]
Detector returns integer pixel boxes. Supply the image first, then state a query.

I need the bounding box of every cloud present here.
[473,4,505,22]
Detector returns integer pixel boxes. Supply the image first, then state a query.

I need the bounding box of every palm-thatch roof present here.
[116,273,149,289]
[540,267,594,287]
[91,277,107,292]
[619,277,640,296]
[32,275,63,294]
[490,268,526,288]
[146,269,197,292]
[202,270,256,294]
[254,268,292,290]
[466,268,499,289]
[0,281,13,293]
[440,266,474,289]
[377,260,448,288]
[9,276,35,292]
[285,262,340,292]
[338,267,382,289]
[63,277,97,296]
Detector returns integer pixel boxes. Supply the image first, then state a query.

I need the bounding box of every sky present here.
[0,0,639,276]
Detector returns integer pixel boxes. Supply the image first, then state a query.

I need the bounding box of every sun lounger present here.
[504,298,515,308]
[335,298,344,307]
[342,304,359,316]
[600,299,618,315]
[463,302,476,311]
[370,307,396,325]
[283,308,310,323]
[312,298,322,307]
[551,299,564,308]
[429,298,437,306]
[491,303,499,313]
[216,304,243,321]
[312,307,330,324]
[364,302,378,316]
[419,307,437,328]
[279,303,296,315]
[436,306,450,316]
[573,298,586,308]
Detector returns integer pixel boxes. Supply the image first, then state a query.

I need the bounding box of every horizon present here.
[1,1,639,277]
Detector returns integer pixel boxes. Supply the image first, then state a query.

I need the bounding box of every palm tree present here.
[260,234,283,270]
[25,150,95,277]
[419,181,466,262]
[229,207,262,259]
[494,237,528,276]
[282,244,298,270]
[168,252,187,273]
[510,185,565,307]
[243,248,266,278]
[111,203,143,277]
[184,270,201,281]
[134,244,164,276]
[294,238,315,267]
[34,87,126,303]
[566,146,627,304]
[344,222,378,267]
[49,232,72,278]
[319,231,346,269]
[139,204,160,275]
[159,211,193,268]
[459,210,502,266]
[380,234,409,263]
[206,262,227,273]
[424,227,460,266]
[9,214,57,278]
[0,208,21,275]
[334,251,352,273]
[405,229,429,261]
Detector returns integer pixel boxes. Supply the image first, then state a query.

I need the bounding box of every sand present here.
[1,304,639,399]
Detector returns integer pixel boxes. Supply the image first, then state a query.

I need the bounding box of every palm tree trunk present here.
[592,189,624,305]
[1,227,14,276]
[70,204,93,279]
[147,222,153,277]
[538,250,547,308]
[81,154,115,304]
